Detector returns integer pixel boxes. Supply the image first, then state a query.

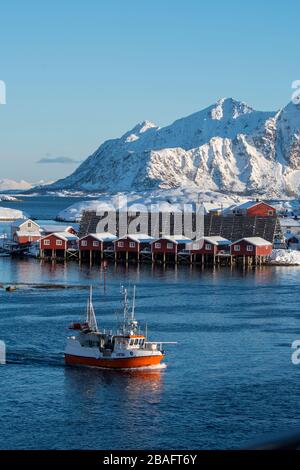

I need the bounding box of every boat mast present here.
[86,286,99,332]
[122,287,129,334]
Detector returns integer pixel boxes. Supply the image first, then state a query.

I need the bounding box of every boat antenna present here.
[131,285,136,320]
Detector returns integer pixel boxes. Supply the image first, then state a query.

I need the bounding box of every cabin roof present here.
[41,224,75,233]
[280,217,300,228]
[80,232,117,242]
[232,237,272,247]
[116,233,155,243]
[12,218,39,228]
[42,232,78,241]
[151,235,192,245]
[203,236,231,245]
[233,200,275,211]
[286,233,300,241]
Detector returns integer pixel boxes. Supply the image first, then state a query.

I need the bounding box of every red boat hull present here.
[65,353,164,369]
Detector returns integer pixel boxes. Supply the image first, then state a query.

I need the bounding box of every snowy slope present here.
[45,98,300,197]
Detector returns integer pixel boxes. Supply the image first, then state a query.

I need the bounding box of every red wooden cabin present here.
[232,201,276,217]
[40,232,79,258]
[230,237,272,257]
[114,234,154,256]
[151,236,192,255]
[185,236,231,255]
[41,224,78,236]
[79,233,117,252]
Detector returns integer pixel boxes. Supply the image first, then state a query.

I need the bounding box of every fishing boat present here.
[64,286,175,369]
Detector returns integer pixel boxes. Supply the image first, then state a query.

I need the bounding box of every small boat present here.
[6,285,17,292]
[65,286,175,369]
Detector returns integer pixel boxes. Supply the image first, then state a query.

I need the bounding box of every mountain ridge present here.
[44,98,300,197]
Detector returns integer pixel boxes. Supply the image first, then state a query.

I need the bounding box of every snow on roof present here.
[41,224,74,233]
[15,230,41,237]
[151,235,193,244]
[81,232,117,242]
[203,236,231,245]
[286,233,300,241]
[117,233,155,243]
[202,202,231,214]
[233,200,275,211]
[186,236,231,247]
[232,237,272,246]
[280,218,300,227]
[42,232,78,241]
[12,218,37,227]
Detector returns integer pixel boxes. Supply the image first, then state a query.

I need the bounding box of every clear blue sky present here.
[0,0,299,182]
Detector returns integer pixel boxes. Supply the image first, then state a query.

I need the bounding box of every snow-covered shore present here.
[0,206,28,221]
[0,195,18,202]
[267,249,300,266]
[56,188,248,222]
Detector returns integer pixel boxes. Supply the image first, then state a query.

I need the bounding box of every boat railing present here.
[144,341,177,351]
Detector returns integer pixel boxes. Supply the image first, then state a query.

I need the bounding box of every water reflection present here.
[64,365,164,399]
[64,365,165,423]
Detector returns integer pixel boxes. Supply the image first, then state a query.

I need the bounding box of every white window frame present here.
[167,243,173,249]
[92,241,99,247]
[234,245,240,251]
[205,243,212,251]
[192,243,199,250]
[44,239,50,246]
[129,242,135,248]
[268,210,274,216]
[56,239,63,246]
[118,241,124,248]
[155,242,161,249]
[246,245,253,252]
[81,240,88,247]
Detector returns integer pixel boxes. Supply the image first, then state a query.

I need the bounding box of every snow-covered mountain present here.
[0,179,33,192]
[45,98,300,197]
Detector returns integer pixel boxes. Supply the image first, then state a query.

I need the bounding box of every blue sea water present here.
[0,194,91,220]
[1,258,300,449]
[1,196,300,449]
